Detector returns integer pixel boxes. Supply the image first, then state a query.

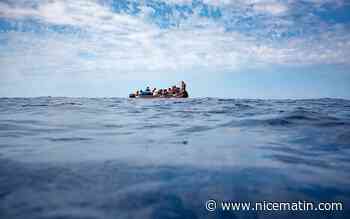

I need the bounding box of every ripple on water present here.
[0,97,350,219]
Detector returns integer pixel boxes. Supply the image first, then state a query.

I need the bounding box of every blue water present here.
[0,97,350,219]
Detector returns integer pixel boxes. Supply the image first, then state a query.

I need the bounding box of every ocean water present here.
[0,97,350,219]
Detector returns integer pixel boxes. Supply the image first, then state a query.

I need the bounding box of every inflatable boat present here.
[129,81,188,99]
[129,91,188,98]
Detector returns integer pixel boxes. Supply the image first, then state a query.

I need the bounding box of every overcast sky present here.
[0,0,349,98]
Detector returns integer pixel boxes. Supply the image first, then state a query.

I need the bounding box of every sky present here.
[0,0,349,98]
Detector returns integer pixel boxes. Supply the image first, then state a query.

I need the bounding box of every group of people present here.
[130,81,188,98]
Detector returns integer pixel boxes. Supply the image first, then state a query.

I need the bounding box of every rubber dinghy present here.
[129,91,188,99]
[129,81,189,99]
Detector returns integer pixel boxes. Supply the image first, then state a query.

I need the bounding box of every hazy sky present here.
[0,0,349,98]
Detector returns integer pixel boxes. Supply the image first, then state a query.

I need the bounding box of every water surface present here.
[0,97,350,218]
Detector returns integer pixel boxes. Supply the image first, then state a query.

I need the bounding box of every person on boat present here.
[141,86,152,96]
[163,89,168,97]
[178,81,188,98]
[181,81,186,92]
[171,86,178,96]
[153,88,160,96]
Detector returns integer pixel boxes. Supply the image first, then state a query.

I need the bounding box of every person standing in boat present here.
[179,81,188,98]
[181,81,186,92]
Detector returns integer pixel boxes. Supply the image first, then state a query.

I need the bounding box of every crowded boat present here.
[129,81,189,98]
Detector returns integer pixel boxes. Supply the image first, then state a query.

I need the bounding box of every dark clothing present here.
[181,90,188,98]
[181,81,186,92]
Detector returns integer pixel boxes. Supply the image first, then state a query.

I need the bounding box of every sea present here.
[0,97,350,219]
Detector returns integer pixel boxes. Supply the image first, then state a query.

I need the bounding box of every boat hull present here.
[130,95,188,99]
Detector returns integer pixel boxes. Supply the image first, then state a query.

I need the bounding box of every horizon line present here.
[0,96,349,101]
